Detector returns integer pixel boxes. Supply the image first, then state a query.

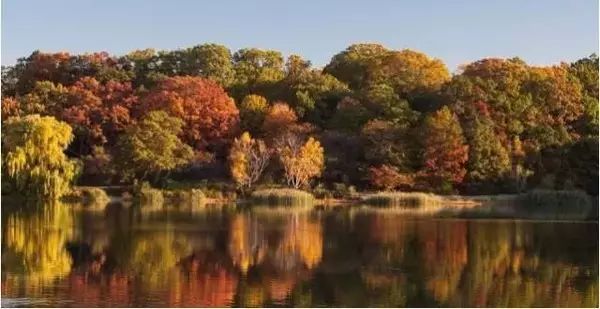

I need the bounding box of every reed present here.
[136,183,164,208]
[362,192,443,209]
[251,188,315,207]
[163,189,206,206]
[519,189,594,220]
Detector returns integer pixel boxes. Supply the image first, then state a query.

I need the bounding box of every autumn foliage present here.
[1,44,596,195]
[422,107,469,191]
[228,132,271,190]
[62,77,138,153]
[139,76,239,152]
[276,135,325,189]
[368,165,415,191]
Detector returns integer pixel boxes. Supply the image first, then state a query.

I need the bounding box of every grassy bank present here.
[251,188,315,207]
[361,192,443,209]
[58,182,597,221]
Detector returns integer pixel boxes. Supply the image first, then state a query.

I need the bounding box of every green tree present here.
[361,83,419,125]
[361,119,418,171]
[466,117,511,183]
[183,43,235,87]
[330,96,372,132]
[285,70,351,126]
[116,111,193,182]
[3,115,79,200]
[324,43,390,90]
[569,54,599,137]
[232,48,285,100]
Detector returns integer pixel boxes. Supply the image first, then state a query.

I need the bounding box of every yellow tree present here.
[3,115,79,200]
[369,49,450,98]
[239,94,268,134]
[276,134,324,188]
[228,132,271,191]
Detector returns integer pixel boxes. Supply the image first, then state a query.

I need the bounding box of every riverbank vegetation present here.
[1,44,597,211]
[251,188,315,206]
[362,192,443,208]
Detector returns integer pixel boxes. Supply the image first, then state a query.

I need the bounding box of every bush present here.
[251,188,315,207]
[519,189,594,220]
[362,192,442,209]
[63,187,110,210]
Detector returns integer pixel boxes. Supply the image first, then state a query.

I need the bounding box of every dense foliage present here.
[1,44,597,196]
[2,115,79,200]
[116,111,193,182]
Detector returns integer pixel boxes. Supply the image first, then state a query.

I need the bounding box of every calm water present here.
[1,204,598,307]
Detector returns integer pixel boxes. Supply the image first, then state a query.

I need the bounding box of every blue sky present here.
[2,0,598,71]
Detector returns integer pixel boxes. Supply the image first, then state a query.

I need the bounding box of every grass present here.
[518,189,594,220]
[163,189,206,206]
[164,179,236,200]
[361,192,443,209]
[251,188,315,207]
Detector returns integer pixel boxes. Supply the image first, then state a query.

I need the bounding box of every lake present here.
[2,204,598,307]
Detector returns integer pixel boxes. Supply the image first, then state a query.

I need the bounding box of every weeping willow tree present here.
[3,115,79,200]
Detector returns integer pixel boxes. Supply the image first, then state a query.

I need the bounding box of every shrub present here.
[63,187,110,210]
[362,192,442,209]
[251,188,315,207]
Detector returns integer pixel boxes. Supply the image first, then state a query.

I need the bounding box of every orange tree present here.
[138,76,239,154]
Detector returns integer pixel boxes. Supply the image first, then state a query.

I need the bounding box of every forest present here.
[1,43,598,201]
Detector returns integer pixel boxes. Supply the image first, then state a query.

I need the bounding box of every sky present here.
[1,0,598,71]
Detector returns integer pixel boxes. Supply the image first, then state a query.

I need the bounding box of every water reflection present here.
[2,204,598,307]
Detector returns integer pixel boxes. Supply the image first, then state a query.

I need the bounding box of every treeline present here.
[1,44,598,199]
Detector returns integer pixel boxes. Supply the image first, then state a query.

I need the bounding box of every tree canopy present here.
[1,44,596,195]
[3,115,79,200]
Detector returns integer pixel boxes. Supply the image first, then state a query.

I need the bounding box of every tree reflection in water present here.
[1,204,598,307]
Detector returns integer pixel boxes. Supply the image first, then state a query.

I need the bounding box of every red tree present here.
[138,76,239,152]
[61,77,138,155]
